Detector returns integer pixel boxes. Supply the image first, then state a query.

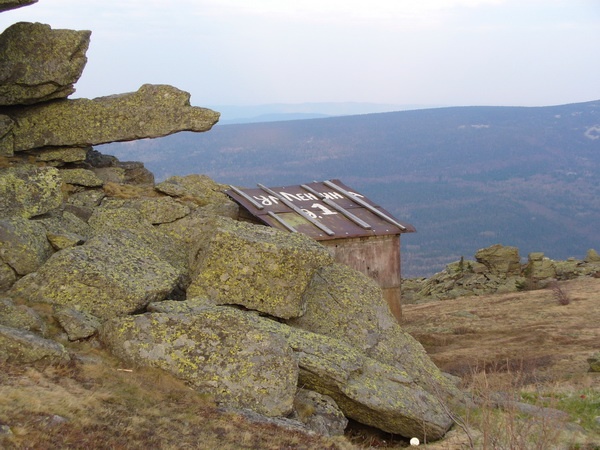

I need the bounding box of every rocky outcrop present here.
[9,231,182,319]
[100,307,299,418]
[0,2,460,443]
[403,245,600,302]
[0,22,90,105]
[187,217,334,319]
[3,84,219,153]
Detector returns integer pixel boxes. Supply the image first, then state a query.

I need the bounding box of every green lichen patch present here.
[100,307,298,417]
[187,217,334,319]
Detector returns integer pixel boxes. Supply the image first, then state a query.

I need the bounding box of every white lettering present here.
[311,203,337,215]
[280,192,302,202]
[254,195,279,206]
[297,193,318,201]
[321,191,344,200]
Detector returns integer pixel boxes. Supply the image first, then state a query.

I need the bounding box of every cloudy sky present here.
[1,0,599,109]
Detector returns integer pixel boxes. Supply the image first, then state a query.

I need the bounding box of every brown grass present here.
[0,344,355,450]
[403,277,600,449]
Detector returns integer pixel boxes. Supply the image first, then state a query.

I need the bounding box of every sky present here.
[1,0,600,110]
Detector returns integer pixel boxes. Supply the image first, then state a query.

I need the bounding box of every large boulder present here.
[99,307,298,417]
[4,84,220,153]
[88,205,188,277]
[475,244,521,276]
[289,263,392,352]
[290,263,460,403]
[8,231,181,319]
[0,164,63,218]
[0,22,90,105]
[254,311,454,440]
[186,217,334,319]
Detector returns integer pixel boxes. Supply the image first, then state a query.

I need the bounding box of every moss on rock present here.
[99,307,298,417]
[187,217,334,319]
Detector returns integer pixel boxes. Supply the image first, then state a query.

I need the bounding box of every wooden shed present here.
[226,179,415,321]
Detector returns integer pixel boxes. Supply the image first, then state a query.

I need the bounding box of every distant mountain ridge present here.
[207,102,439,124]
[101,100,600,277]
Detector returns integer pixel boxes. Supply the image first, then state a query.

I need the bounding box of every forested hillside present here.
[101,100,600,277]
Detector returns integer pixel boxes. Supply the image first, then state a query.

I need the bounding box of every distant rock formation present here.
[0,1,459,443]
[403,244,600,302]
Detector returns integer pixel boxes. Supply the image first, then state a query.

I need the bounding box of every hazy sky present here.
[1,0,599,108]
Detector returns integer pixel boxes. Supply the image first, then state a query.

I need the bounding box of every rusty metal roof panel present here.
[225,179,416,241]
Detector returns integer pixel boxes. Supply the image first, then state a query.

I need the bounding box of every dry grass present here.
[0,344,355,450]
[403,277,600,449]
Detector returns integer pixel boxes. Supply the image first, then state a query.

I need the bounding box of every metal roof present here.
[225,179,416,241]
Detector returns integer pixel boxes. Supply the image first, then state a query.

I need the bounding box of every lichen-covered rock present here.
[292,389,348,436]
[155,174,232,207]
[54,306,100,341]
[146,298,211,314]
[290,263,460,405]
[88,206,188,277]
[585,249,600,263]
[0,297,45,334]
[37,209,91,240]
[290,263,392,352]
[253,313,454,440]
[0,114,13,156]
[0,261,16,290]
[0,1,38,15]
[58,168,103,187]
[8,231,181,319]
[30,147,89,164]
[525,252,556,280]
[46,232,85,250]
[101,197,190,225]
[5,84,219,152]
[0,22,90,105]
[187,217,334,319]
[99,307,298,417]
[475,244,521,276]
[0,324,69,364]
[0,217,53,276]
[0,165,63,218]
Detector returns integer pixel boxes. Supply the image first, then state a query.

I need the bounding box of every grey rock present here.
[54,307,100,340]
[29,147,89,164]
[99,307,298,417]
[0,217,53,275]
[292,389,348,436]
[101,197,190,225]
[0,0,37,14]
[0,261,16,291]
[186,217,334,319]
[8,231,181,319]
[5,84,219,152]
[0,324,69,364]
[0,114,13,156]
[0,22,90,105]
[0,164,63,218]
[0,297,45,333]
[59,168,104,187]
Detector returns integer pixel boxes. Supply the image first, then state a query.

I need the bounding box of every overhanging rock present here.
[2,84,220,152]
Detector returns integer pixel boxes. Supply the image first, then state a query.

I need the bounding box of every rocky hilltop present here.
[0,1,460,444]
[403,244,600,303]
